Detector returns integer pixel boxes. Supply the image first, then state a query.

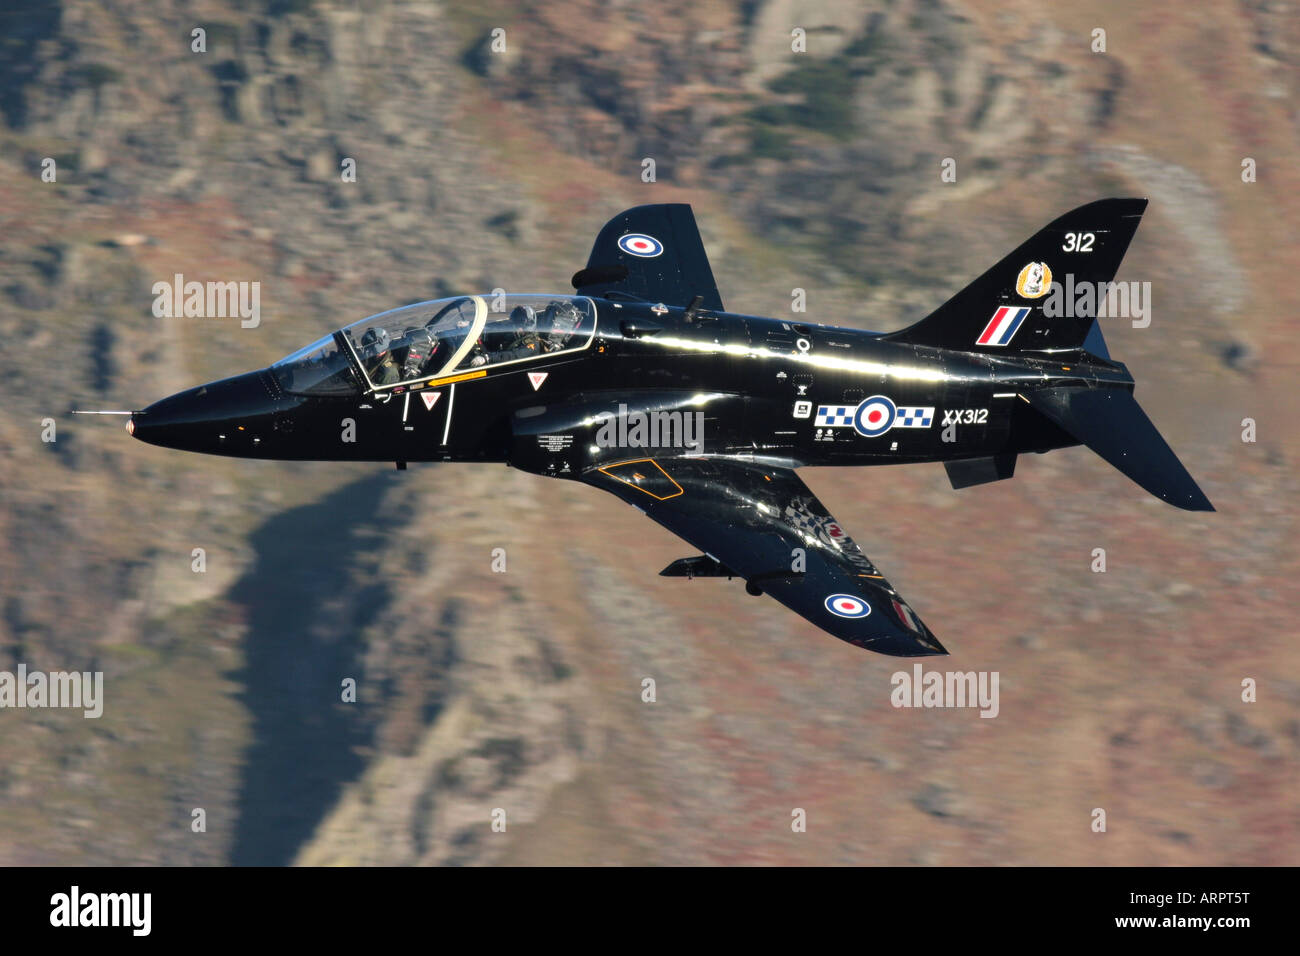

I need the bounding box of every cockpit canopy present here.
[271,294,595,396]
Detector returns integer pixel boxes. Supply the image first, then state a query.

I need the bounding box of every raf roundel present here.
[824,594,871,618]
[618,233,663,258]
[853,395,897,438]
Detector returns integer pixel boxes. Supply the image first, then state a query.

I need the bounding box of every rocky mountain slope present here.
[0,0,1296,865]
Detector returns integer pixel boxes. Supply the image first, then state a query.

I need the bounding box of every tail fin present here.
[884,198,1148,354]
[1025,386,1214,512]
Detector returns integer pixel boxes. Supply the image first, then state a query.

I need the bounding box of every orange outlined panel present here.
[597,458,685,500]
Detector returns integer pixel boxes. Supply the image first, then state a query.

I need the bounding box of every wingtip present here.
[888,644,949,658]
[881,631,948,657]
[1174,490,1215,512]
[918,629,948,656]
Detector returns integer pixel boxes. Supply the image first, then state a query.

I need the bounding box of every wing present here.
[571,204,725,311]
[583,457,947,657]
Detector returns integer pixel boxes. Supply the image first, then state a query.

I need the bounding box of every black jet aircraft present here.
[126,199,1212,656]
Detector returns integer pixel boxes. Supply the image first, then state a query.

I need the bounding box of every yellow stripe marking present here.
[423,369,487,388]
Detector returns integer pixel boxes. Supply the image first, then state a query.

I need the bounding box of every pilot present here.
[463,337,489,368]
[360,327,400,385]
[441,313,489,368]
[490,304,543,363]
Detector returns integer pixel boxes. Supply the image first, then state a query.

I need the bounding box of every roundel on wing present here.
[853,395,897,437]
[618,233,663,258]
[824,594,871,618]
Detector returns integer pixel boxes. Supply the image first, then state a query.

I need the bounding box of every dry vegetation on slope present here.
[0,0,1295,864]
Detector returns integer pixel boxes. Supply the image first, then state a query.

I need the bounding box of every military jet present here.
[127,199,1211,656]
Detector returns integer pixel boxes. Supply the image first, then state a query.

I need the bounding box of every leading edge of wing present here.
[583,457,947,657]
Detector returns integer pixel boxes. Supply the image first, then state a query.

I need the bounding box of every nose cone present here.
[131,370,279,456]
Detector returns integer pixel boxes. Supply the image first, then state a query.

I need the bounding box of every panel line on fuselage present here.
[441,383,455,446]
[646,333,949,384]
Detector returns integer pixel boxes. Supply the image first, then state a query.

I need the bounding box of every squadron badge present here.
[1015,261,1052,299]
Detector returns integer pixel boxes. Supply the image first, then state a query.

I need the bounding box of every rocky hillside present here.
[0,0,1296,865]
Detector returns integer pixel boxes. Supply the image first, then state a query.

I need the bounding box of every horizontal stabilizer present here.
[1025,387,1214,511]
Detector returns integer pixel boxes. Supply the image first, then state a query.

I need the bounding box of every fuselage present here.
[119,199,1213,659]
[130,294,1133,473]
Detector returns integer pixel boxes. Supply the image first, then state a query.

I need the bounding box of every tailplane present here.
[1025,387,1214,512]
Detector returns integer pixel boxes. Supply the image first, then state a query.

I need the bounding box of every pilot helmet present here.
[509,304,537,331]
[360,327,390,356]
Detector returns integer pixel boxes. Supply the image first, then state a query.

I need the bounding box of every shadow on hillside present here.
[227,471,396,866]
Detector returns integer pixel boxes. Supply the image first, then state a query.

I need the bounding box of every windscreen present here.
[270,334,359,396]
